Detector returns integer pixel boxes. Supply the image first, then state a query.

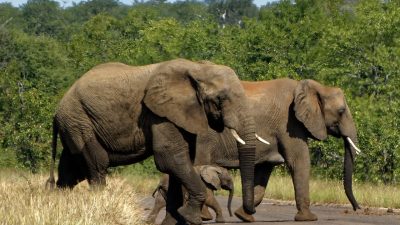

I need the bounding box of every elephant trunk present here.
[339,108,360,211]
[343,135,361,211]
[236,115,256,215]
[227,182,234,216]
[222,97,256,216]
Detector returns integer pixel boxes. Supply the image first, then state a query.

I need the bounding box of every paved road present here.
[141,196,400,225]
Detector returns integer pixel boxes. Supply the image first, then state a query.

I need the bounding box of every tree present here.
[64,0,128,24]
[21,0,65,37]
[0,3,24,30]
[206,0,258,26]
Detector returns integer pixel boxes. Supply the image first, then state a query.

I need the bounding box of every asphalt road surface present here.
[141,196,400,225]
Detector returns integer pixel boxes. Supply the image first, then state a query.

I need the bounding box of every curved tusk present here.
[230,129,246,145]
[255,134,270,145]
[346,137,361,155]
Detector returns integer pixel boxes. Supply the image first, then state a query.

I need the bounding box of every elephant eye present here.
[338,107,345,115]
[216,95,226,109]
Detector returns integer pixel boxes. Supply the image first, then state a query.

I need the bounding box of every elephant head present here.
[199,165,235,216]
[143,59,256,214]
[294,79,361,211]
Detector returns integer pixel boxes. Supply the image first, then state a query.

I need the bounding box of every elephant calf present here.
[146,165,234,224]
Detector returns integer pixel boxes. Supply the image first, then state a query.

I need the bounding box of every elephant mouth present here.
[207,113,224,132]
[327,125,341,137]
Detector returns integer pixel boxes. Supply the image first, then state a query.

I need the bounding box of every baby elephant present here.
[146,165,234,224]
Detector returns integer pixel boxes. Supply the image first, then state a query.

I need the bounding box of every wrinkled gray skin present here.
[146,166,234,224]
[195,78,360,222]
[46,59,256,225]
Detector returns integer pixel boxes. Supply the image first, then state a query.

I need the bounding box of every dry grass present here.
[121,173,160,196]
[0,170,145,225]
[122,172,400,209]
[226,174,400,209]
[1,169,398,225]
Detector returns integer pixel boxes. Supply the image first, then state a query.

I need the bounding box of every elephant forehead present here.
[322,89,345,107]
[321,87,343,98]
[202,76,229,95]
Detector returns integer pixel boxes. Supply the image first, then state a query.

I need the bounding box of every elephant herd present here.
[46,59,362,225]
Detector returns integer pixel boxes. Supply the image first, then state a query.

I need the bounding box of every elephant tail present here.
[46,116,58,189]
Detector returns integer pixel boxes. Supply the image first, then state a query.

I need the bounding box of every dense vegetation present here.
[1,0,399,184]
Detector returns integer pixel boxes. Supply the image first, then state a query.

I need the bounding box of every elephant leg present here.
[204,189,225,223]
[254,163,274,207]
[56,148,87,189]
[235,163,273,222]
[284,141,317,221]
[146,190,167,224]
[152,121,206,225]
[163,158,206,225]
[82,137,109,187]
[161,175,185,225]
[200,204,213,221]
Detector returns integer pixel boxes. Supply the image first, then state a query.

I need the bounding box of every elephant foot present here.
[215,215,225,223]
[200,207,213,221]
[234,207,255,222]
[177,205,202,225]
[161,213,186,225]
[201,215,212,221]
[145,215,156,224]
[294,210,318,221]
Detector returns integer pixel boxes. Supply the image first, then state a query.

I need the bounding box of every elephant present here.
[194,78,361,222]
[146,165,234,224]
[45,59,257,225]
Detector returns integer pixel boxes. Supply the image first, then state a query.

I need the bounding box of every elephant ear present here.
[144,71,209,135]
[199,165,222,190]
[294,80,327,140]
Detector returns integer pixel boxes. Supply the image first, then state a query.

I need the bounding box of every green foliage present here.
[21,0,66,37]
[0,0,399,184]
[0,62,55,172]
[1,28,70,172]
[112,157,160,177]
[206,0,258,25]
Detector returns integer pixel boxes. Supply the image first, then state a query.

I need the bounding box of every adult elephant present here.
[195,78,361,222]
[46,59,256,225]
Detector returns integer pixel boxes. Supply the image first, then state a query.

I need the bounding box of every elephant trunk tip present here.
[353,203,361,211]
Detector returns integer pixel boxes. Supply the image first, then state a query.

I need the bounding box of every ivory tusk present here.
[255,134,270,145]
[346,137,361,155]
[230,129,246,145]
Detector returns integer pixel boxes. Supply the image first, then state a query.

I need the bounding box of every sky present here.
[1,0,277,8]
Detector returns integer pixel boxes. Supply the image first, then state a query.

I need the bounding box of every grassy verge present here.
[0,169,143,225]
[214,174,400,209]
[118,170,400,209]
[1,169,398,225]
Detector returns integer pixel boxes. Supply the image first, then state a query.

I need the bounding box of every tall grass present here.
[0,170,144,225]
